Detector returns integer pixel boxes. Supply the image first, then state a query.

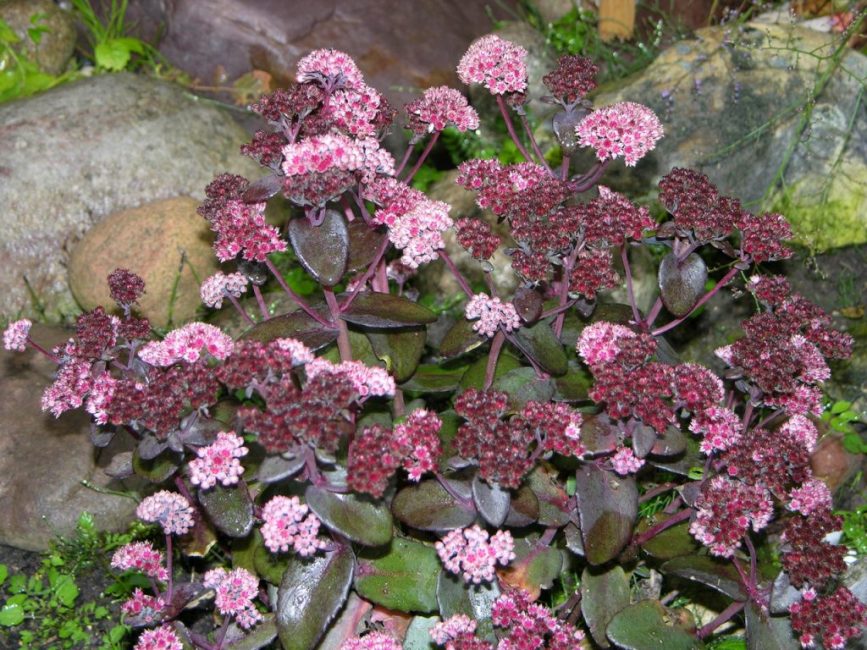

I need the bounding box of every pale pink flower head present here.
[200,272,249,309]
[788,479,833,516]
[791,335,831,384]
[393,409,443,481]
[209,199,287,263]
[576,101,663,166]
[406,86,480,135]
[465,294,521,338]
[134,625,182,650]
[121,588,165,624]
[457,35,528,95]
[576,321,636,368]
[111,541,168,581]
[387,198,453,269]
[328,84,385,138]
[41,357,92,417]
[611,446,644,475]
[435,525,515,584]
[136,491,195,536]
[297,49,365,89]
[305,358,396,398]
[340,632,403,650]
[357,137,396,184]
[282,133,364,177]
[138,323,234,366]
[779,414,819,453]
[690,406,742,454]
[85,372,117,425]
[188,431,248,490]
[3,319,31,351]
[203,567,262,630]
[689,476,773,558]
[260,495,326,556]
[430,614,477,645]
[273,337,315,365]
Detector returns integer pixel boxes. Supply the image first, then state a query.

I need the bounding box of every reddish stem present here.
[519,112,551,171]
[696,601,745,640]
[402,131,440,184]
[251,284,270,320]
[484,331,506,390]
[26,338,60,363]
[227,293,256,326]
[263,258,330,326]
[652,265,741,336]
[496,95,533,162]
[324,287,352,362]
[341,235,390,311]
[439,249,473,297]
[394,142,416,177]
[621,245,642,325]
[631,508,691,547]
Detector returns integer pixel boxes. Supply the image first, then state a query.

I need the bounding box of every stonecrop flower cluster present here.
[5,30,864,650]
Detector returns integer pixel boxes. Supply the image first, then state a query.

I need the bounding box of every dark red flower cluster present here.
[510,249,551,283]
[568,247,620,299]
[347,424,404,497]
[672,363,724,413]
[657,168,745,241]
[250,84,325,125]
[591,362,674,433]
[721,426,811,497]
[455,218,501,261]
[781,508,847,589]
[241,374,355,453]
[216,340,306,390]
[746,274,791,307]
[107,268,145,306]
[75,307,117,359]
[789,587,867,650]
[542,55,598,104]
[241,130,288,168]
[491,589,585,649]
[577,186,655,247]
[738,211,793,262]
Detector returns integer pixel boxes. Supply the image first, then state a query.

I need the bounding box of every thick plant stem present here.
[394,142,415,177]
[341,236,390,310]
[165,534,174,603]
[559,154,571,180]
[631,508,691,547]
[263,258,330,326]
[403,131,440,183]
[26,338,60,364]
[324,287,352,361]
[228,294,256,326]
[621,245,642,324]
[439,249,473,297]
[572,160,608,192]
[652,265,741,336]
[519,112,551,171]
[697,601,745,640]
[553,244,582,338]
[484,331,506,390]
[251,284,270,320]
[496,95,534,162]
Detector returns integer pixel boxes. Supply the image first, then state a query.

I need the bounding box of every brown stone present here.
[0,325,138,552]
[68,197,219,328]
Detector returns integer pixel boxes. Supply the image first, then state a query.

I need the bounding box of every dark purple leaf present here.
[340,292,437,328]
[650,426,688,457]
[392,480,476,531]
[472,475,510,527]
[198,482,254,538]
[288,210,349,287]
[163,582,208,619]
[305,485,393,547]
[655,221,677,239]
[526,464,571,527]
[243,174,282,202]
[90,426,115,448]
[510,322,568,376]
[131,447,179,483]
[241,308,337,350]
[513,287,543,324]
[137,434,168,460]
[276,545,355,650]
[367,328,426,383]
[606,600,701,649]
[440,318,485,358]
[346,220,386,272]
[581,566,631,647]
[658,252,708,317]
[257,454,306,484]
[648,436,703,477]
[638,513,697,560]
[660,555,746,600]
[437,570,500,642]
[581,414,619,455]
[769,571,802,615]
[710,238,737,258]
[575,464,638,565]
[355,537,440,613]
[564,522,584,556]
[745,602,797,650]
[504,485,540,527]
[632,422,658,458]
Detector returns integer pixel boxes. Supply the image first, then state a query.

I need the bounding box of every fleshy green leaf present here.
[575,464,638,565]
[492,367,554,408]
[0,603,24,627]
[459,351,522,390]
[232,530,289,586]
[526,464,571,527]
[581,565,631,647]
[499,538,563,600]
[660,555,746,600]
[340,292,437,328]
[440,318,485,358]
[241,308,337,350]
[197,483,254,538]
[606,600,702,649]
[226,613,278,650]
[403,616,438,650]
[392,480,476,531]
[503,485,540,527]
[367,328,426,383]
[354,537,440,613]
[402,364,467,394]
[305,486,393,547]
[288,210,349,286]
[510,321,568,376]
[132,447,180,483]
[436,570,500,641]
[275,545,355,650]
[638,513,698,560]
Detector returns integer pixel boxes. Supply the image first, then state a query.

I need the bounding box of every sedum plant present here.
[4,34,865,650]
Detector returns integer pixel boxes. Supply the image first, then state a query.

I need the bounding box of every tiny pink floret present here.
[3,318,31,351]
[576,321,636,368]
[200,272,249,309]
[203,567,262,630]
[457,35,528,95]
[134,625,183,650]
[465,294,521,338]
[188,431,248,489]
[436,525,515,584]
[136,491,195,536]
[260,495,326,556]
[138,323,234,366]
[576,101,663,166]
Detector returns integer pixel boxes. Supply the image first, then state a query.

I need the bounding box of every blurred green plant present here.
[0,14,71,102]
[70,0,158,72]
[822,399,866,454]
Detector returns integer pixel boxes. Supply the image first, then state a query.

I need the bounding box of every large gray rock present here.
[0,326,138,552]
[593,22,867,251]
[0,72,261,322]
[141,0,515,107]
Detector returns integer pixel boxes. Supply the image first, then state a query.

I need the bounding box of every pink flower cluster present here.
[611,447,644,476]
[188,431,249,489]
[576,321,637,368]
[85,372,117,425]
[213,199,287,263]
[41,356,92,417]
[392,409,444,482]
[203,567,262,629]
[111,542,168,581]
[787,479,833,516]
[436,525,515,584]
[340,632,402,650]
[387,198,453,269]
[297,48,365,89]
[282,133,364,177]
[689,476,773,557]
[779,415,819,453]
[689,406,742,454]
[3,318,31,351]
[273,337,315,365]
[200,272,249,309]
[305,358,396,398]
[790,587,867,650]
[121,588,164,624]
[465,294,521,338]
[134,625,182,650]
[138,323,234,366]
[576,101,663,166]
[457,35,528,95]
[136,491,195,536]
[492,589,586,649]
[430,614,478,648]
[260,495,326,556]
[405,86,480,135]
